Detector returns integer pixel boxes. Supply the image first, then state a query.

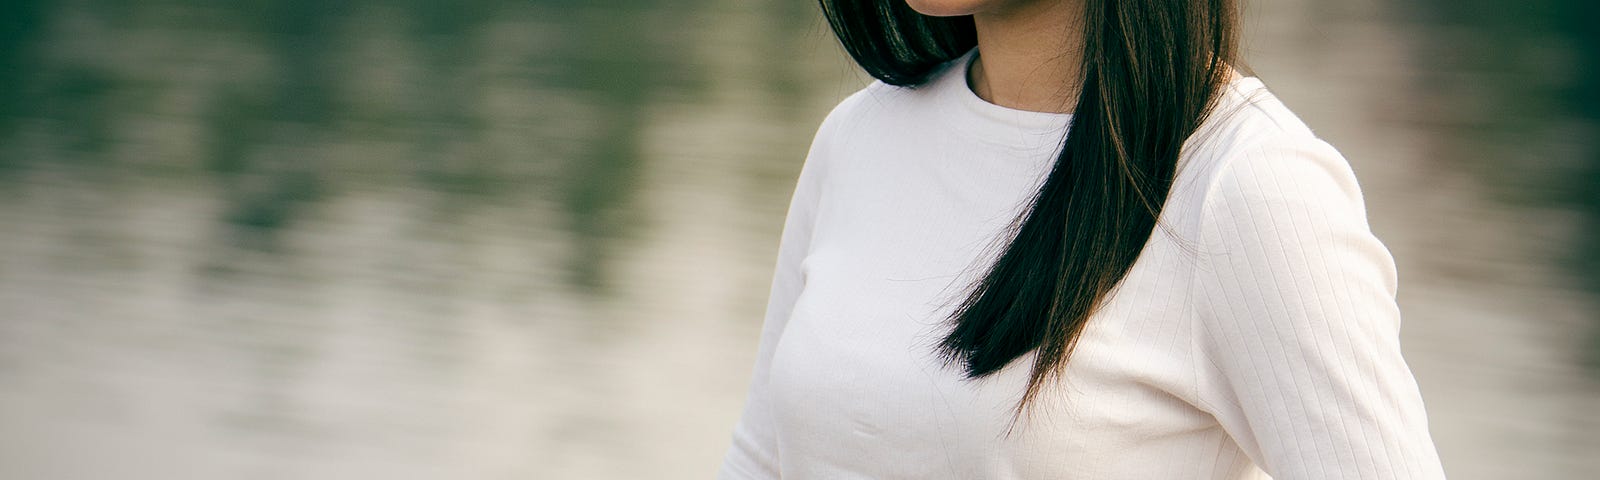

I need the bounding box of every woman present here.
[719,0,1448,478]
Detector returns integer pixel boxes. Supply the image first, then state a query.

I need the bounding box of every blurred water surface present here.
[0,0,1596,479]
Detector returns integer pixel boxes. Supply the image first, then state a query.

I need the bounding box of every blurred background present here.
[0,0,1596,478]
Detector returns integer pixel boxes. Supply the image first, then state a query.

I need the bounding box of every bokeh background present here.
[1,0,1597,478]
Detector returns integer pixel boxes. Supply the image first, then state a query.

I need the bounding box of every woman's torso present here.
[761,48,1283,479]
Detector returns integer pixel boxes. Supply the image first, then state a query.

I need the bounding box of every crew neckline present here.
[927,46,1268,152]
[958,48,1078,118]
[930,47,1074,151]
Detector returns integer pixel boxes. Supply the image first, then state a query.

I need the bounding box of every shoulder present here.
[1165,76,1389,299]
[1175,78,1402,306]
[801,78,932,169]
[807,51,980,155]
[811,55,970,143]
[1176,77,1369,229]
[811,76,939,139]
[811,80,888,144]
[791,80,898,190]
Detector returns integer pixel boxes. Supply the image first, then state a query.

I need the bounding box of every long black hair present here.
[818,0,1240,422]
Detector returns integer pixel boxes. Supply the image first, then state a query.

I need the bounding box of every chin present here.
[904,0,989,17]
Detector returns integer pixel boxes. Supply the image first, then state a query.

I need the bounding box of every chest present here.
[764,175,1223,477]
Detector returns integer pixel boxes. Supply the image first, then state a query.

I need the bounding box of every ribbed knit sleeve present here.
[1190,137,1448,479]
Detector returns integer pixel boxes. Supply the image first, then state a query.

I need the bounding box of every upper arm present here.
[1190,136,1447,479]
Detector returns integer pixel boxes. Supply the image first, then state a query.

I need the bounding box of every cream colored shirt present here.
[718,47,1447,480]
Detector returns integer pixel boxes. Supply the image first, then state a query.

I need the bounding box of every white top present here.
[719,47,1447,480]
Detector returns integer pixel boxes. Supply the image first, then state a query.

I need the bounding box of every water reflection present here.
[1401,0,1600,368]
[0,0,46,163]
[0,0,1594,479]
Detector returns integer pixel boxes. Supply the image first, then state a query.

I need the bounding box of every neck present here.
[968,1,1084,114]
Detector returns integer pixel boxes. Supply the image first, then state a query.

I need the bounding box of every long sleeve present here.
[1190,136,1447,479]
[717,95,847,479]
